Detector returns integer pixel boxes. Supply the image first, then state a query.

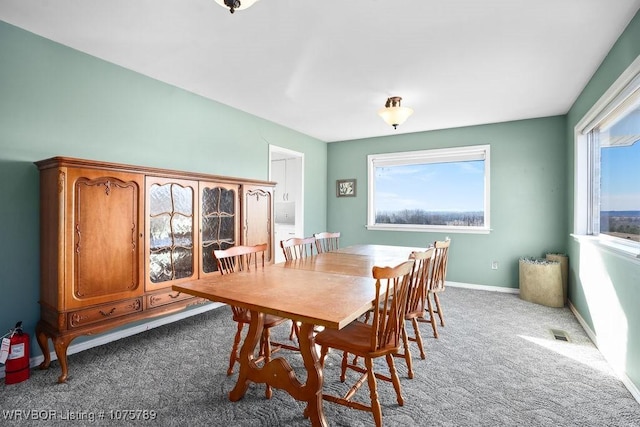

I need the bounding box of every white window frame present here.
[366,144,491,234]
[573,55,640,261]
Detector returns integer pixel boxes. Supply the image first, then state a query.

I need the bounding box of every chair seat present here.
[405,300,426,320]
[315,321,399,357]
[233,311,288,328]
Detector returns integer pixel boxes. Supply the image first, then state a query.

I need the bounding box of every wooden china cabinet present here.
[35,157,274,383]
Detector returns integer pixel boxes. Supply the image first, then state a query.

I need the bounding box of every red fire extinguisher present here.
[1,321,30,385]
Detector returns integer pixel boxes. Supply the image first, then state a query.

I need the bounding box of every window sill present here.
[571,234,640,265]
[366,224,490,234]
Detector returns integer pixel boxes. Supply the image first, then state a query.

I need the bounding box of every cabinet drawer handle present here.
[169,292,181,299]
[99,308,116,317]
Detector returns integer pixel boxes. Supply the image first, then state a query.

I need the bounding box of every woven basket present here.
[519,258,563,308]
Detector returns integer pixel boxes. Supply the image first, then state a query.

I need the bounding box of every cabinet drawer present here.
[147,289,194,309]
[68,298,143,329]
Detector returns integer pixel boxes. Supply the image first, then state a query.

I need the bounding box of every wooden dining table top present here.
[336,244,426,258]
[173,266,377,330]
[273,249,422,278]
[173,244,426,330]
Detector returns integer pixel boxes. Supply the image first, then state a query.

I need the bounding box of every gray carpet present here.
[1,287,639,426]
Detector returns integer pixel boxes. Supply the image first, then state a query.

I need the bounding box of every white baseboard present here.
[447,280,520,294]
[0,302,223,379]
[568,300,640,404]
[567,300,599,346]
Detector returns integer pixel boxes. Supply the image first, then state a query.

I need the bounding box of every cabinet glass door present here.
[200,182,240,275]
[146,177,197,290]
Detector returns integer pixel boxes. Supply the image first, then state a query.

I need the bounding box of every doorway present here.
[269,145,304,263]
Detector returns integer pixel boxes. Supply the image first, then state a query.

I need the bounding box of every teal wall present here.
[327,116,568,289]
[565,12,640,393]
[0,21,327,354]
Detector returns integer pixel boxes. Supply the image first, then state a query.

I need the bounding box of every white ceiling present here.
[1,1,639,142]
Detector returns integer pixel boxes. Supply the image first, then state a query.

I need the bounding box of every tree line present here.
[376,209,484,226]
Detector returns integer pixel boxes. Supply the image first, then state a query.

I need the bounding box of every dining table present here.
[172,244,425,427]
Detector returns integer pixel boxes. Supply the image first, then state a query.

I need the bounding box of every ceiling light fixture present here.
[378,96,414,129]
[214,0,260,13]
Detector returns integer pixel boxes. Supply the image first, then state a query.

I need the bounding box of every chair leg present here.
[340,351,349,382]
[400,324,414,379]
[411,318,426,360]
[319,346,329,366]
[426,294,439,338]
[289,321,300,341]
[385,354,404,407]
[434,293,445,327]
[365,358,383,427]
[351,353,360,366]
[227,322,244,375]
[263,329,273,399]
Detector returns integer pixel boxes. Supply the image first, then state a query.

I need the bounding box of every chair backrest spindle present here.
[370,260,415,351]
[406,248,435,316]
[213,243,267,275]
[280,236,317,261]
[430,239,450,292]
[313,231,341,253]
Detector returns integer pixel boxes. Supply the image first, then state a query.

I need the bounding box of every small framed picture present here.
[336,179,357,197]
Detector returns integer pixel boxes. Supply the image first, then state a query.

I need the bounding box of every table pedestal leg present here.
[298,322,326,427]
[228,311,328,427]
[229,311,264,401]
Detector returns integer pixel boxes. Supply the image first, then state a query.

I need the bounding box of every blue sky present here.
[375,161,485,212]
[601,140,640,211]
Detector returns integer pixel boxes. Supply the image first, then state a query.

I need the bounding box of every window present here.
[367,145,490,234]
[575,55,640,257]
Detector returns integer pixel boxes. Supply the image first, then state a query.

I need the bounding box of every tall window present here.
[367,145,490,233]
[576,56,640,255]
[592,106,640,242]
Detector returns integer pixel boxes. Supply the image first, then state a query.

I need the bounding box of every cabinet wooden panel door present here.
[243,185,274,262]
[199,181,240,277]
[145,176,199,292]
[64,168,145,310]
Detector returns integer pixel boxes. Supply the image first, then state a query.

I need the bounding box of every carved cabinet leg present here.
[52,336,73,383]
[36,321,51,370]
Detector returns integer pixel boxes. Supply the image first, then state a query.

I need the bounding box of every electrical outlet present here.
[491,261,499,270]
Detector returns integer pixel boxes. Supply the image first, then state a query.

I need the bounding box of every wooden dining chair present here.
[394,247,435,379]
[418,239,451,338]
[313,231,340,253]
[315,260,415,427]
[213,243,297,399]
